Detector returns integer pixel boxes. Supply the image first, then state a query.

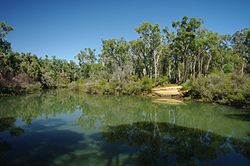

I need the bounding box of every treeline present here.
[0,17,250,106]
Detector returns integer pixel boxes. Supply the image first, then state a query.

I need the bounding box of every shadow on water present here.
[0,117,85,166]
[96,121,250,166]
[225,112,250,121]
[46,121,250,166]
[0,117,24,136]
[0,119,250,165]
[0,117,24,163]
[0,91,249,165]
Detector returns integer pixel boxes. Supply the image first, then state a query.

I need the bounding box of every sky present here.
[0,0,250,61]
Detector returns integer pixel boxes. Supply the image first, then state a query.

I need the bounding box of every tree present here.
[100,38,130,78]
[135,22,162,80]
[231,28,250,74]
[129,39,145,78]
[169,16,203,82]
[0,22,13,53]
[77,48,97,66]
[20,53,41,80]
[76,48,97,78]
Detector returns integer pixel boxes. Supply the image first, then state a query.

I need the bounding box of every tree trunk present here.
[200,57,204,75]
[198,54,201,76]
[154,49,161,82]
[154,50,157,82]
[178,67,181,83]
[205,55,212,75]
[168,65,171,79]
[193,57,197,78]
[241,63,244,75]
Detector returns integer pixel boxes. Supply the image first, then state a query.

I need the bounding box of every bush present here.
[84,83,99,94]
[24,82,42,93]
[68,81,85,91]
[154,76,169,86]
[185,72,250,107]
[223,63,234,73]
[140,76,153,93]
[102,80,121,95]
[68,76,154,96]
[123,81,142,95]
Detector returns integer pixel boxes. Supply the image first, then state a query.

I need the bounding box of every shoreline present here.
[0,87,248,110]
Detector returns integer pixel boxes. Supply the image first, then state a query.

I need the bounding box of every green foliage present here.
[231,28,250,74]
[134,22,162,79]
[0,22,13,53]
[69,76,154,96]
[24,83,42,94]
[140,76,153,93]
[154,76,169,86]
[76,48,97,78]
[0,19,249,108]
[186,72,250,107]
[223,63,234,73]
[100,38,130,76]
[122,81,142,95]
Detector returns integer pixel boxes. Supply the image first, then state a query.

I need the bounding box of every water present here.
[0,90,249,166]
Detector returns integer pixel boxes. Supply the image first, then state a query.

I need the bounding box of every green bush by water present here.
[69,76,154,96]
[184,72,250,107]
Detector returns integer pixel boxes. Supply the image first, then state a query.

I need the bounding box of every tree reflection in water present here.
[0,117,24,161]
[100,122,250,166]
[0,91,249,165]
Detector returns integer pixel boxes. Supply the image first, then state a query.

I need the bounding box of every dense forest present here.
[0,17,249,107]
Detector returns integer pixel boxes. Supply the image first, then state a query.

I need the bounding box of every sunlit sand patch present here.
[152,86,184,97]
[152,98,185,105]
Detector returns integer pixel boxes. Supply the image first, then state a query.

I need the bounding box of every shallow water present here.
[0,90,249,166]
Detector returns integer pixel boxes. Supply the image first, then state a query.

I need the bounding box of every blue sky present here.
[0,0,250,60]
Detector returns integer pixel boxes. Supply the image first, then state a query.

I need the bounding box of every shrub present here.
[84,83,99,94]
[123,81,142,95]
[186,72,250,107]
[223,63,234,73]
[68,76,154,96]
[24,82,42,93]
[154,76,169,86]
[106,80,123,95]
[140,76,153,93]
[68,81,85,91]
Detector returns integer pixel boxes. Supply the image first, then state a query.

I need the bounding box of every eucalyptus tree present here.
[100,38,130,81]
[0,22,14,79]
[76,48,97,78]
[192,28,209,77]
[158,44,172,78]
[194,29,224,76]
[77,48,97,65]
[169,16,203,82]
[0,22,13,53]
[129,39,145,78]
[231,28,250,74]
[135,22,162,80]
[19,52,41,80]
[67,60,80,81]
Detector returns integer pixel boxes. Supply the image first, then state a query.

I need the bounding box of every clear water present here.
[0,90,249,166]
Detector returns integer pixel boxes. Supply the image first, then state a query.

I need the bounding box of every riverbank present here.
[1,73,249,110]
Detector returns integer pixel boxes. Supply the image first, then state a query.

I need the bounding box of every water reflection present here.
[0,122,249,166]
[0,90,249,165]
[49,122,250,166]
[226,112,250,121]
[0,90,249,139]
[0,117,24,162]
[0,117,24,136]
[0,117,85,166]
[100,122,250,166]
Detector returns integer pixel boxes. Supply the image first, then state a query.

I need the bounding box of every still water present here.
[0,90,249,166]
